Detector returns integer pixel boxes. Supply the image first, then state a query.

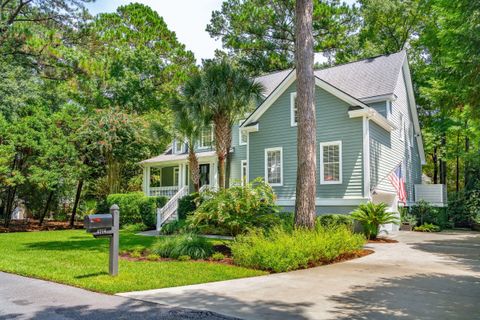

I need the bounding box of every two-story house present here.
[141,51,445,229]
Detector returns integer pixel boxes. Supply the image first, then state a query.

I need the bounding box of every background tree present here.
[207,0,357,75]
[294,0,316,229]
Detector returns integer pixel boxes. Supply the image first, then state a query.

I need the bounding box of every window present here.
[265,147,283,186]
[241,160,248,186]
[320,141,342,184]
[399,113,405,141]
[173,167,179,186]
[239,120,248,145]
[290,92,298,126]
[173,139,184,154]
[199,126,213,149]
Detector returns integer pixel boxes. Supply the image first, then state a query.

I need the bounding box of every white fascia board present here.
[348,109,397,132]
[403,60,426,165]
[240,123,259,132]
[360,94,397,104]
[276,198,369,206]
[314,77,370,110]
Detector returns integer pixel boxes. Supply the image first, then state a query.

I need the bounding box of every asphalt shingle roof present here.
[255,51,407,100]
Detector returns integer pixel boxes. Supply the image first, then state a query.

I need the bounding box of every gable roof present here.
[255,51,406,101]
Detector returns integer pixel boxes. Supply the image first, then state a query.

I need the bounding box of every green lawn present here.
[0,230,266,294]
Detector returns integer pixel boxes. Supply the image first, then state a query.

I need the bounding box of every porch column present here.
[143,165,151,196]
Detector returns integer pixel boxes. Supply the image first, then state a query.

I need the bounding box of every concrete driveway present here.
[119,231,480,320]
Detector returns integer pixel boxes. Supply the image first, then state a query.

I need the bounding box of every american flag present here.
[388,164,407,204]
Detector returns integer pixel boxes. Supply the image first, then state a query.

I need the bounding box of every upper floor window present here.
[265,147,283,186]
[199,126,214,149]
[399,113,405,141]
[239,120,248,145]
[320,141,342,184]
[290,92,298,126]
[173,139,184,154]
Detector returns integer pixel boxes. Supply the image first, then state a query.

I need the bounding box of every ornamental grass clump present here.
[151,233,213,260]
[230,226,365,273]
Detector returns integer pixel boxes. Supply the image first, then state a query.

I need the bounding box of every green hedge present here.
[106,192,168,228]
[178,193,198,220]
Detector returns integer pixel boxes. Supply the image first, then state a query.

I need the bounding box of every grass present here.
[0,230,266,294]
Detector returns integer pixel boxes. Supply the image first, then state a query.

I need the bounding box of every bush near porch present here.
[106,192,167,228]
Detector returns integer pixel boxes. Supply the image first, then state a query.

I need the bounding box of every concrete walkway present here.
[0,272,237,320]
[119,231,480,320]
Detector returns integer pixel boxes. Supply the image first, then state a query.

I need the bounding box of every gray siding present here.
[248,81,364,199]
[369,67,422,203]
[229,122,247,186]
[368,101,387,117]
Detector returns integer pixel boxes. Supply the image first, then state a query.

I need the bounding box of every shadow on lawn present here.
[328,273,480,320]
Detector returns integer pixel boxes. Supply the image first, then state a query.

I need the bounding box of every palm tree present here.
[171,81,205,192]
[294,0,316,228]
[195,59,264,189]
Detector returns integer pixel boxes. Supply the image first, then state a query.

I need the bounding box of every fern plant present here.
[351,202,399,239]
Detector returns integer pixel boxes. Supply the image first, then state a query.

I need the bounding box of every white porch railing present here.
[156,186,188,231]
[150,186,179,198]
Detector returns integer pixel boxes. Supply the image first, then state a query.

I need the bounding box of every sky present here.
[87,0,224,64]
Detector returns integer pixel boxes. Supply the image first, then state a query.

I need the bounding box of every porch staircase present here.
[156,186,188,231]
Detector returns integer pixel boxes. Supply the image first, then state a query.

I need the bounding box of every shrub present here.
[351,202,399,239]
[122,223,148,232]
[106,192,167,228]
[211,252,226,261]
[317,214,354,229]
[161,220,187,235]
[178,193,198,220]
[230,225,365,272]
[151,233,214,260]
[411,200,448,229]
[146,253,160,261]
[414,223,441,232]
[130,250,142,258]
[178,255,191,261]
[187,178,280,236]
[400,209,417,226]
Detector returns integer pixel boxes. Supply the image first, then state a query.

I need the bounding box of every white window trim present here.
[264,147,283,186]
[320,141,343,185]
[239,120,247,145]
[241,160,248,186]
[199,126,214,149]
[399,113,405,142]
[290,92,297,127]
[173,167,179,186]
[173,139,184,154]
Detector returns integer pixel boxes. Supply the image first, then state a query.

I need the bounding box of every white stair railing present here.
[156,186,188,231]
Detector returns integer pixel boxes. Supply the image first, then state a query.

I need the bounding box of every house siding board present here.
[369,68,422,202]
[248,82,364,199]
[229,123,246,185]
[368,101,387,117]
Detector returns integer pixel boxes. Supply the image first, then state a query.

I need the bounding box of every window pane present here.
[267,150,281,184]
[322,144,340,182]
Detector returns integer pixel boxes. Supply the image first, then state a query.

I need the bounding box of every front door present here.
[199,164,210,187]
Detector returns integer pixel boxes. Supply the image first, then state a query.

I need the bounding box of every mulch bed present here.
[368,237,398,243]
[0,219,83,233]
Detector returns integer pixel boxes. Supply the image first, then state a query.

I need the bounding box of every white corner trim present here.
[363,117,371,199]
[348,108,397,132]
[290,92,297,127]
[319,140,342,185]
[264,147,283,186]
[276,198,369,206]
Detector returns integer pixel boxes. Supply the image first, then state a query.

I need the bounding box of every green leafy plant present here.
[316,214,354,229]
[400,211,418,226]
[187,178,280,236]
[130,250,142,258]
[151,233,214,260]
[178,193,199,220]
[146,253,160,261]
[230,225,365,272]
[161,220,187,235]
[178,255,191,261]
[211,252,226,261]
[414,223,441,232]
[351,202,399,239]
[122,223,148,232]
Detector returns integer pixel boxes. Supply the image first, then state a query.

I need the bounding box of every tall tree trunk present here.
[3,186,17,228]
[39,190,54,226]
[294,0,316,229]
[456,132,460,193]
[464,125,470,189]
[433,146,438,184]
[70,179,84,228]
[440,134,447,185]
[188,140,200,192]
[213,115,232,189]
